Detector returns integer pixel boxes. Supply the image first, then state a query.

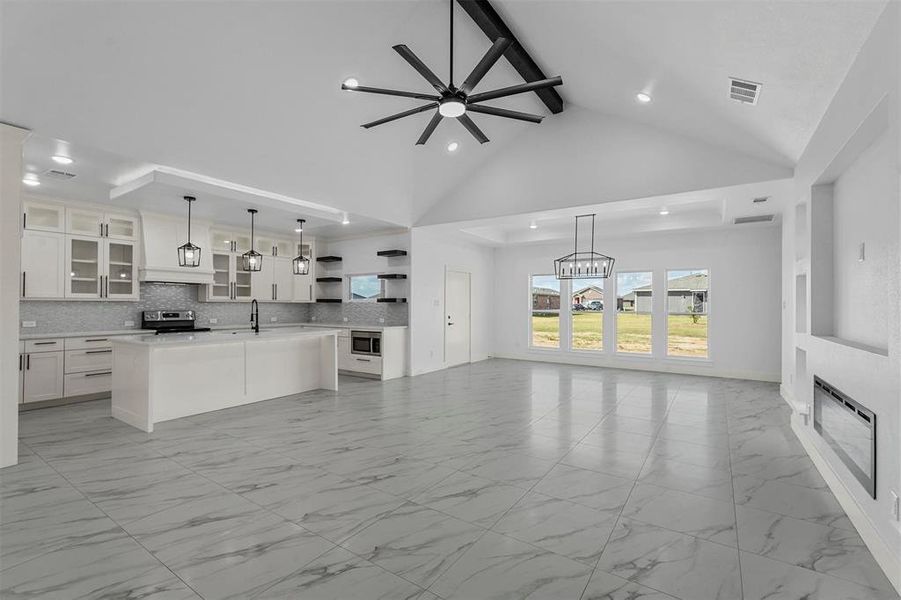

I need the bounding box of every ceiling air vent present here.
[43,169,77,180]
[729,77,761,105]
[734,214,775,225]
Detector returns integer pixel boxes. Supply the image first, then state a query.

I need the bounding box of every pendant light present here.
[177,196,202,267]
[554,213,614,279]
[242,208,263,271]
[292,219,310,275]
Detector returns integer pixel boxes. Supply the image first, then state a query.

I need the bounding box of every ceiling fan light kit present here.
[342,0,563,145]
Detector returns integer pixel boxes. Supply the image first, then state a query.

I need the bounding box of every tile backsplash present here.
[20,283,409,335]
[20,283,310,335]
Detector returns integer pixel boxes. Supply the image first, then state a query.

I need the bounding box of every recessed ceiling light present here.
[636,92,652,104]
[343,77,359,89]
[446,141,459,153]
[51,155,74,165]
[22,176,40,187]
[659,207,669,215]
[529,221,538,229]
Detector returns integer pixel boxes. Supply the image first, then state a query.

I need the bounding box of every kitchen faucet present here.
[250,299,259,334]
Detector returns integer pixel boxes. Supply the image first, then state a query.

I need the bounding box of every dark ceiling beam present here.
[456,0,564,114]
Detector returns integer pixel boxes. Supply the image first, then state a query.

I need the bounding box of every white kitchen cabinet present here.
[66,235,103,298]
[64,371,112,397]
[105,240,138,299]
[292,240,315,302]
[210,229,252,254]
[65,348,113,373]
[21,230,66,299]
[104,214,138,240]
[23,200,65,232]
[205,252,253,301]
[64,236,139,300]
[67,208,105,237]
[23,351,64,403]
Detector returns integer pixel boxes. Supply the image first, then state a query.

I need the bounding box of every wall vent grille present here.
[729,77,761,105]
[43,169,77,180]
[734,214,775,224]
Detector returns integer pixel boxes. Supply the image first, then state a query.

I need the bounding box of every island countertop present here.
[110,327,340,348]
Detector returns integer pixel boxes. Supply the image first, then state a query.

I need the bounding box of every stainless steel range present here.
[141,310,211,335]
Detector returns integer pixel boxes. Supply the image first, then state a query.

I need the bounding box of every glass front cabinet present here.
[65,236,138,300]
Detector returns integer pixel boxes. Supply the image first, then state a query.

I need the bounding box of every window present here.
[530,275,560,348]
[667,269,708,357]
[571,279,603,350]
[616,271,653,354]
[348,274,383,302]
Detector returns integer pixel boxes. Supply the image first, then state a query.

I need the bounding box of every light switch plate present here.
[124,320,135,327]
[21,320,36,328]
[342,317,348,322]
[209,318,218,324]
[270,317,278,322]
[379,318,385,323]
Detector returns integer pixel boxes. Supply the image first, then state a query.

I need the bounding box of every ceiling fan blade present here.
[392,45,449,93]
[342,84,440,102]
[415,112,444,145]
[460,37,512,95]
[467,76,563,104]
[457,114,489,144]
[361,103,438,129]
[466,104,544,123]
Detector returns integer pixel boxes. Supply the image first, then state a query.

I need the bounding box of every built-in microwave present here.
[351,331,381,356]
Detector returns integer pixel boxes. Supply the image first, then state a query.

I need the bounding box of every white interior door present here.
[445,269,471,367]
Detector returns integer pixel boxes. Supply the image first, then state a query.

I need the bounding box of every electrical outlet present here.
[379,317,385,323]
[342,317,348,322]
[209,318,218,324]
[270,317,278,322]
[21,321,36,328]
[891,490,900,521]
[124,320,135,327]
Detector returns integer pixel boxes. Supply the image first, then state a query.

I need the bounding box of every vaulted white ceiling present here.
[1,0,885,229]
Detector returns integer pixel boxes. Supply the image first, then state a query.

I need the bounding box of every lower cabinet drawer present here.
[64,371,112,397]
[65,348,113,373]
[344,355,382,375]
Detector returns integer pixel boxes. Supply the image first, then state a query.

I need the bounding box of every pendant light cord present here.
[187,199,192,244]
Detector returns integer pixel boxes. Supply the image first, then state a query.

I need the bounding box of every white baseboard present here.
[791,418,901,594]
[492,351,779,382]
[111,405,152,433]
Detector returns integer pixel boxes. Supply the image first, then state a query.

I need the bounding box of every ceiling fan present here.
[341,0,563,145]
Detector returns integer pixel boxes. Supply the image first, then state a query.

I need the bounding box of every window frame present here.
[529,274,562,350]
[569,278,605,353]
[346,273,385,303]
[614,270,654,356]
[665,268,711,360]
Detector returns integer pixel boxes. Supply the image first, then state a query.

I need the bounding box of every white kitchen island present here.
[110,327,339,432]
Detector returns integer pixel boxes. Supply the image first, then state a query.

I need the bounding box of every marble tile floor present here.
[1,359,897,600]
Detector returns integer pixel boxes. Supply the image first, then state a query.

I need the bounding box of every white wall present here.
[409,228,494,376]
[833,132,895,350]
[317,231,411,304]
[782,3,900,590]
[415,105,792,226]
[492,226,782,381]
[1,124,28,468]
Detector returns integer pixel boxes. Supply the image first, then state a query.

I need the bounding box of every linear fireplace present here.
[813,376,876,498]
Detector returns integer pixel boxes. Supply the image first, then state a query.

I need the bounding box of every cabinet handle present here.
[355,358,371,362]
[21,271,25,298]
[33,341,57,346]
[85,338,108,342]
[19,354,22,371]
[26,354,30,370]
[22,212,26,229]
[84,371,112,377]
[85,349,112,354]
[100,223,104,237]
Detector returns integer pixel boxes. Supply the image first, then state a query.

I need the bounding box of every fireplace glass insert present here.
[813,376,876,498]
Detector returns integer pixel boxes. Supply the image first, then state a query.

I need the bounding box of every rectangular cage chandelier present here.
[554,213,615,280]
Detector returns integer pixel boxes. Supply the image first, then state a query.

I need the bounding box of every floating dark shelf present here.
[316,298,343,303]
[377,250,407,257]
[377,273,407,280]
[317,256,343,263]
[377,297,407,303]
[316,277,342,283]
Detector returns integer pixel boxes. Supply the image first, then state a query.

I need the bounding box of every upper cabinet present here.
[21,199,141,301]
[23,202,65,233]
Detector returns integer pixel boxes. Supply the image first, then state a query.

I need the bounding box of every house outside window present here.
[530,275,560,348]
[666,269,709,357]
